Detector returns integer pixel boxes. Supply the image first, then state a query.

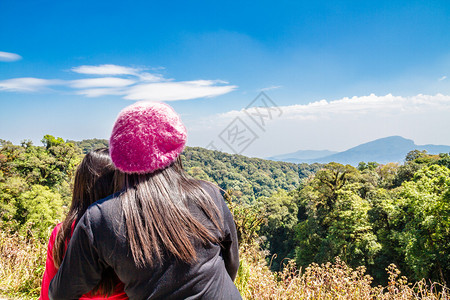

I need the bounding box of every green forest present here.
[1,135,449,298]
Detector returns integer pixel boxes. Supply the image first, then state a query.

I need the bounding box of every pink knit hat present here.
[109,101,187,174]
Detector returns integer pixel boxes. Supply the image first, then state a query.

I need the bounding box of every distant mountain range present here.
[267,136,450,166]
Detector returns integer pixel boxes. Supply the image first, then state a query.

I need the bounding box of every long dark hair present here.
[120,156,222,268]
[53,148,122,296]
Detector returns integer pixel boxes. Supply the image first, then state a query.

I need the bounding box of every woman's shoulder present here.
[49,222,63,241]
[92,191,122,207]
[197,180,222,196]
[85,192,122,217]
[80,192,124,234]
[195,180,228,211]
[53,222,63,232]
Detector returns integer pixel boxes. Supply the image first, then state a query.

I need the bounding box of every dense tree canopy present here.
[254,151,450,285]
[68,138,109,154]
[0,138,81,239]
[181,147,322,202]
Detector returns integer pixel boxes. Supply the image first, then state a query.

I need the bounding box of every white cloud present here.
[220,93,450,121]
[137,72,165,82]
[439,75,447,81]
[71,64,141,76]
[70,77,136,88]
[76,88,126,97]
[68,66,236,100]
[0,77,62,92]
[0,51,22,62]
[260,85,282,91]
[124,80,237,101]
[0,64,237,101]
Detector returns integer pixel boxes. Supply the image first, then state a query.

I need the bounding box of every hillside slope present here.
[181,147,322,201]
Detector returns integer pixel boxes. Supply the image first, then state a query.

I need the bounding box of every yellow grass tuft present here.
[0,230,46,299]
[236,242,449,300]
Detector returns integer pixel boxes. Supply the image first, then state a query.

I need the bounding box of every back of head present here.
[109,101,221,267]
[72,148,118,211]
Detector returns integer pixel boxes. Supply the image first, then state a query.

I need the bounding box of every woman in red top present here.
[40,148,127,300]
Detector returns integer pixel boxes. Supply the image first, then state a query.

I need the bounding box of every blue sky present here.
[1,0,450,157]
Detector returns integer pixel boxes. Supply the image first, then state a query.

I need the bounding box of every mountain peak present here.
[374,135,413,142]
[269,136,450,166]
[345,136,415,152]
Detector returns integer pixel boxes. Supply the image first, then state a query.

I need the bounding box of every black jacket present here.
[49,181,241,300]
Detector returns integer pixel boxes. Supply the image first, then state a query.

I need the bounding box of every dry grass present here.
[236,242,449,300]
[0,231,448,299]
[0,230,46,299]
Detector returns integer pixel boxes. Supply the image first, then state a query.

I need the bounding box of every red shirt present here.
[40,223,128,300]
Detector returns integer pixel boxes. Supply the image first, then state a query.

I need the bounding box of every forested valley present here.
[1,136,449,299]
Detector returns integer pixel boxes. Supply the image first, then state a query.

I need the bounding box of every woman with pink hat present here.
[49,102,241,299]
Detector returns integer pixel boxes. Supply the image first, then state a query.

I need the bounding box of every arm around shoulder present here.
[48,211,104,300]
